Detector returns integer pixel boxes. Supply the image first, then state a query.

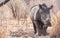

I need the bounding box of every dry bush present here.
[50,11,60,38]
[10,0,29,19]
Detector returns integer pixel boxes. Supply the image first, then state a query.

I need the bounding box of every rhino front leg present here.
[34,20,44,36]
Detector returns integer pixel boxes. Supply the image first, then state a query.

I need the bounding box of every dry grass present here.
[49,11,60,38]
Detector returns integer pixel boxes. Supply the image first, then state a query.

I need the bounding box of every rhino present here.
[30,3,53,36]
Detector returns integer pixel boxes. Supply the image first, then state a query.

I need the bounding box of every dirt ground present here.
[0,16,52,38]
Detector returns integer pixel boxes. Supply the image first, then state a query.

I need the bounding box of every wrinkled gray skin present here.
[30,3,53,36]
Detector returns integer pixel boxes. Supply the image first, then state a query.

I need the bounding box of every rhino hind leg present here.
[33,22,37,34]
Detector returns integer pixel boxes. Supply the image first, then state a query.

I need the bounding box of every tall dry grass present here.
[50,11,60,38]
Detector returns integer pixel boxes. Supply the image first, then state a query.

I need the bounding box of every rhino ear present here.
[48,5,53,10]
[39,4,42,9]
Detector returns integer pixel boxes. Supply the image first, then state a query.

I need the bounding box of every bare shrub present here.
[50,11,60,38]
